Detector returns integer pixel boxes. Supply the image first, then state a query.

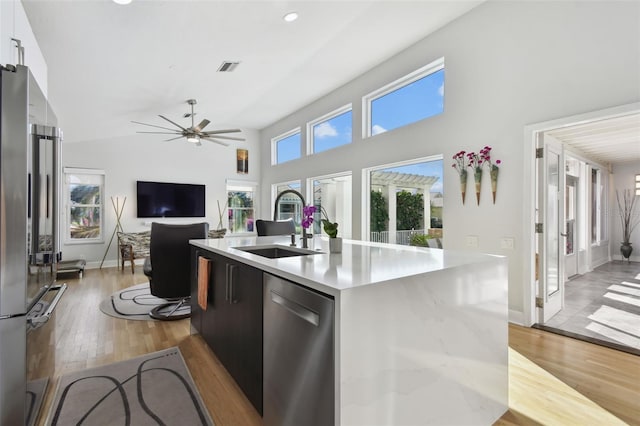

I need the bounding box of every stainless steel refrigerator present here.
[0,64,67,425]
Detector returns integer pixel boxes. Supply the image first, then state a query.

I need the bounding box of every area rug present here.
[99,283,190,321]
[26,377,48,426]
[45,347,213,425]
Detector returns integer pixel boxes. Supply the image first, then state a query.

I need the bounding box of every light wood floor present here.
[31,267,640,425]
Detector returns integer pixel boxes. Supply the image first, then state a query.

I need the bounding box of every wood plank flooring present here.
[30,267,640,425]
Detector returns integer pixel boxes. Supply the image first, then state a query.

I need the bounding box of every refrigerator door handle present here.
[46,174,50,218]
[28,283,67,326]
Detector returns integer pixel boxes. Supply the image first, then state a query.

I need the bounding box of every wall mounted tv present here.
[136,180,206,218]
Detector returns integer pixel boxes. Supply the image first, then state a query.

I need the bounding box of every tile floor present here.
[544,260,640,352]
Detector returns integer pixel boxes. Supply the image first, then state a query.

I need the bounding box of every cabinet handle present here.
[225,264,230,302]
[229,264,238,304]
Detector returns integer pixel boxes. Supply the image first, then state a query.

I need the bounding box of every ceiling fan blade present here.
[201,137,230,147]
[136,131,182,135]
[199,134,245,141]
[202,128,241,135]
[164,136,185,141]
[158,115,187,131]
[131,121,181,132]
[194,119,210,132]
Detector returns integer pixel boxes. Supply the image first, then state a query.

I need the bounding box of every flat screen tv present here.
[136,180,205,218]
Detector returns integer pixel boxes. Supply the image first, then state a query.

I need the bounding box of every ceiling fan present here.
[132,99,244,146]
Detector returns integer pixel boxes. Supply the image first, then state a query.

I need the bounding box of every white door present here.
[537,137,565,323]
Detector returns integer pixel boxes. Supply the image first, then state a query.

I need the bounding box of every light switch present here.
[500,237,515,250]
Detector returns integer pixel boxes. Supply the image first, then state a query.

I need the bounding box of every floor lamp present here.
[100,196,126,269]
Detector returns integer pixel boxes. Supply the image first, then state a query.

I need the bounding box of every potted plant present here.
[320,207,341,253]
[409,233,432,247]
[616,189,640,261]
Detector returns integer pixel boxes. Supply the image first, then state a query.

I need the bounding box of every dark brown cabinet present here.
[190,248,263,414]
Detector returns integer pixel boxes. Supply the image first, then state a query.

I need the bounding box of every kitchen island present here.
[190,235,508,425]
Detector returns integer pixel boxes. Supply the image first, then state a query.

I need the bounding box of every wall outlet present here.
[500,237,515,250]
[465,235,479,248]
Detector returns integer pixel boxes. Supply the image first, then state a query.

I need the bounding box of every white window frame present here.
[271,127,301,165]
[271,180,302,220]
[362,57,444,139]
[64,167,105,245]
[307,171,353,238]
[361,155,443,241]
[226,179,258,235]
[635,174,640,196]
[306,104,352,155]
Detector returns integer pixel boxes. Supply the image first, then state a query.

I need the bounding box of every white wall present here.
[258,1,640,318]
[62,130,261,267]
[0,0,48,94]
[611,161,640,262]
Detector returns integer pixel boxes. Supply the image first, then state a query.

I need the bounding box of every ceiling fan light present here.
[113,0,132,5]
[187,135,200,144]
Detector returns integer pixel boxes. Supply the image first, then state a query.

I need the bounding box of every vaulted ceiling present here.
[22,0,482,144]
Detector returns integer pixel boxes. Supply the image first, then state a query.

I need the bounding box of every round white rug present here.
[99,283,190,321]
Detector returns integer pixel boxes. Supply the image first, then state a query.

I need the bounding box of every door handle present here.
[46,174,50,218]
[560,233,567,237]
[229,265,237,304]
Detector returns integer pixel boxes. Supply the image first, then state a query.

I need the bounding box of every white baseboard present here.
[508,309,525,326]
[611,254,640,263]
[85,260,117,269]
[84,258,147,270]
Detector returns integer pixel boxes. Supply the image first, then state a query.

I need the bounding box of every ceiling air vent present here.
[217,61,240,72]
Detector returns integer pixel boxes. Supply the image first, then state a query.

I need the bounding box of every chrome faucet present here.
[301,228,312,249]
[273,189,310,248]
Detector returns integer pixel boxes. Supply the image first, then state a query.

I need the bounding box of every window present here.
[636,174,640,196]
[272,128,301,165]
[590,168,607,244]
[310,173,352,238]
[273,181,303,227]
[227,181,257,234]
[64,168,104,243]
[363,57,444,137]
[363,156,443,246]
[307,105,352,154]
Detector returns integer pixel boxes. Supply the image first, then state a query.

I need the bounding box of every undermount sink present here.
[235,245,320,259]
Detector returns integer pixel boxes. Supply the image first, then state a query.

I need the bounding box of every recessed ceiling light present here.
[283,12,298,23]
[113,0,132,5]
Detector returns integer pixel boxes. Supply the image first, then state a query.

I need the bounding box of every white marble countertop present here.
[190,235,502,296]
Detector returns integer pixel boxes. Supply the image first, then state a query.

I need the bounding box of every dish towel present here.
[198,256,211,311]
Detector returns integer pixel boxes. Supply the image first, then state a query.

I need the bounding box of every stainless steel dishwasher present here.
[263,273,335,426]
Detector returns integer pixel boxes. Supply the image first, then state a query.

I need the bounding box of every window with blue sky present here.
[365,57,444,137]
[367,156,443,244]
[272,129,301,164]
[308,105,352,154]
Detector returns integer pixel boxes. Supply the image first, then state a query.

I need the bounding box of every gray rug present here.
[26,377,48,426]
[99,283,190,321]
[46,347,213,425]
